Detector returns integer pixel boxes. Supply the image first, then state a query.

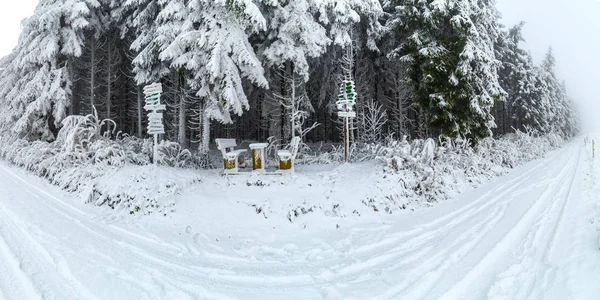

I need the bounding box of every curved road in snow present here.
[0,141,597,299]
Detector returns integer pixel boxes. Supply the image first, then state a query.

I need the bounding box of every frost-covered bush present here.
[297,142,379,165]
[119,135,153,165]
[371,129,565,211]
[85,166,201,215]
[57,109,116,153]
[0,109,202,216]
[156,140,192,167]
[296,143,345,165]
[357,99,388,143]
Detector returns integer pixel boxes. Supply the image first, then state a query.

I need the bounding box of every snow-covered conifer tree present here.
[496,23,538,133]
[391,0,505,141]
[158,0,268,155]
[0,0,101,140]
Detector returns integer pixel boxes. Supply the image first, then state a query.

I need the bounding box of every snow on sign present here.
[143,83,165,164]
[143,83,165,135]
[337,80,356,105]
[147,112,165,135]
[338,111,357,118]
[337,75,357,163]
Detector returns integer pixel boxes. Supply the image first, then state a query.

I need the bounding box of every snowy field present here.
[0,138,599,299]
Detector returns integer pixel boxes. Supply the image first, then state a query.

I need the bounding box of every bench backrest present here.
[215,138,237,156]
[289,136,301,160]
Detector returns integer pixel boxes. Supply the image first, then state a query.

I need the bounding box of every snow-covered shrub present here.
[119,135,152,165]
[88,139,127,167]
[372,129,565,211]
[0,110,201,216]
[57,109,116,153]
[85,166,201,215]
[297,141,385,165]
[357,99,388,143]
[296,143,346,165]
[156,140,192,167]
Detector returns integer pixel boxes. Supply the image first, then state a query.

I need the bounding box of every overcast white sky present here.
[0,0,37,57]
[0,0,598,131]
[497,0,600,131]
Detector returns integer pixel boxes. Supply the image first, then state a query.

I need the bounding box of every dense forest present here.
[0,0,579,159]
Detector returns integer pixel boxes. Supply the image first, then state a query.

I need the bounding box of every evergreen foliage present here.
[0,0,579,151]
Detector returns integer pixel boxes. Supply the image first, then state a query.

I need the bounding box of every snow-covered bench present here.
[215,138,247,174]
[277,136,301,172]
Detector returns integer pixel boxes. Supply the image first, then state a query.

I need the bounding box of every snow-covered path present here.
[0,140,598,300]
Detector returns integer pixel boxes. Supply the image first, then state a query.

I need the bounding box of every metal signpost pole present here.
[143,83,166,165]
[154,134,158,165]
[337,76,357,163]
[344,116,349,163]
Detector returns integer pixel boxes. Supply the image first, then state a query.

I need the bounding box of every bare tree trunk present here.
[90,41,96,111]
[199,100,210,155]
[290,70,296,138]
[137,85,143,137]
[177,72,187,147]
[68,60,75,116]
[106,37,113,133]
[178,93,186,146]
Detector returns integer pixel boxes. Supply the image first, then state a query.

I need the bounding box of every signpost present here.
[337,76,357,163]
[143,83,165,165]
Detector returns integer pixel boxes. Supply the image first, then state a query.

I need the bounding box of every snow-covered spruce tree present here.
[537,48,578,138]
[154,0,190,147]
[108,0,150,138]
[158,0,269,157]
[259,0,329,141]
[104,30,123,135]
[270,66,316,141]
[495,22,542,134]
[324,0,385,52]
[492,24,512,135]
[390,0,505,142]
[122,0,170,85]
[558,82,579,137]
[117,38,146,138]
[379,58,413,138]
[76,34,106,116]
[0,0,101,141]
[258,0,383,141]
[538,48,560,133]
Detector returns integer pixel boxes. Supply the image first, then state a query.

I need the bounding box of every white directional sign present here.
[144,103,166,111]
[336,77,357,117]
[147,112,165,135]
[337,74,358,163]
[143,83,163,94]
[143,83,165,164]
[337,111,357,118]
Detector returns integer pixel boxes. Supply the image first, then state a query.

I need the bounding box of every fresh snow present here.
[0,138,598,299]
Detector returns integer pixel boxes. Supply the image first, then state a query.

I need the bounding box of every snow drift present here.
[0,116,568,221]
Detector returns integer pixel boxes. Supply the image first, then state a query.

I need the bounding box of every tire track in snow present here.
[316,147,567,290]
[344,145,566,259]
[0,142,583,299]
[438,143,580,300]
[0,200,98,300]
[0,222,41,300]
[0,164,318,295]
[328,143,578,299]
[486,144,581,300]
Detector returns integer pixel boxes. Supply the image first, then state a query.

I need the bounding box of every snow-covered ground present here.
[0,138,598,299]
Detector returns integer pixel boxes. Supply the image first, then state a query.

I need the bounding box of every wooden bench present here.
[215,138,247,174]
[277,136,301,172]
